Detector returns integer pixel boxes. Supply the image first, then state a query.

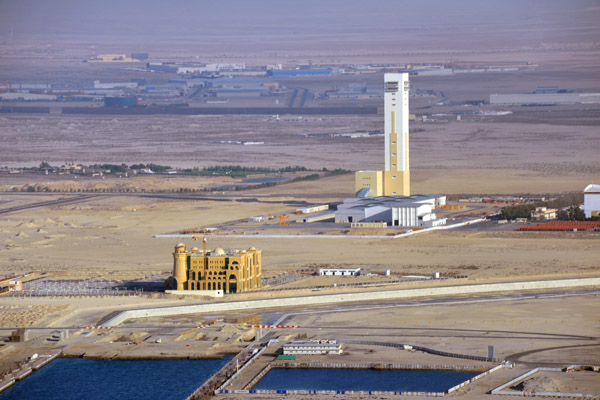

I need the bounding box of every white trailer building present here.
[283,340,343,355]
[319,268,361,276]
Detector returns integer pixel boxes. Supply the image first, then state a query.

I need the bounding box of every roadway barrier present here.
[247,325,300,329]
[344,339,502,363]
[0,378,15,394]
[101,277,600,327]
[30,353,59,370]
[0,352,60,394]
[12,367,32,381]
[270,361,489,371]
[222,389,446,397]
[243,363,273,390]
[491,367,561,395]
[187,345,258,400]
[214,345,268,394]
[447,364,505,394]
[83,326,113,330]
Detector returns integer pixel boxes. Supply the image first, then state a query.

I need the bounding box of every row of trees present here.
[35,163,346,177]
[557,206,587,221]
[500,204,537,220]
[500,192,594,221]
[37,162,173,173]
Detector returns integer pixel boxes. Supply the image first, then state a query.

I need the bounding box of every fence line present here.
[215,345,267,393]
[344,339,502,363]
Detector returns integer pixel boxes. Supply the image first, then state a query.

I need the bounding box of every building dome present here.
[191,247,199,253]
[213,247,225,256]
[175,243,186,251]
[249,246,257,250]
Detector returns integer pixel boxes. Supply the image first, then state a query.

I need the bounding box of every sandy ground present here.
[511,370,600,395]
[1,116,599,195]
[280,295,600,364]
[0,191,598,279]
[1,5,599,396]
[218,293,600,398]
[1,292,598,395]
[0,304,69,328]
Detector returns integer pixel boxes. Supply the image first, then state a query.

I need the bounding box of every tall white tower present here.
[383,73,410,196]
[354,72,410,197]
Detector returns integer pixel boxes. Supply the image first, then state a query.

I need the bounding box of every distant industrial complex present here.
[490,86,600,105]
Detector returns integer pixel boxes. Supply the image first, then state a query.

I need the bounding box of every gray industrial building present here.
[335,194,447,228]
[490,92,600,105]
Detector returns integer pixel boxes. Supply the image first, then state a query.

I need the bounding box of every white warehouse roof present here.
[584,184,600,193]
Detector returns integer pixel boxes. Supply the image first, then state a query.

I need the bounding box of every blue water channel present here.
[254,368,478,392]
[0,356,232,400]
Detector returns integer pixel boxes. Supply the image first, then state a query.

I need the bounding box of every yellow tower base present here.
[383,170,410,196]
[355,171,383,197]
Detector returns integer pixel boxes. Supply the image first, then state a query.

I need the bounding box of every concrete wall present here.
[490,93,581,104]
[165,290,223,297]
[102,277,600,327]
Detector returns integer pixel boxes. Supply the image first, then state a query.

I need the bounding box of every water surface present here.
[254,368,477,392]
[0,357,232,400]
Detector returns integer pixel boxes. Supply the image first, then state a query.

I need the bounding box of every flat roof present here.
[340,194,441,210]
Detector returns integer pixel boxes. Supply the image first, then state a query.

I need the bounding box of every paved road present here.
[287,87,308,108]
[0,191,312,206]
[265,288,600,328]
[287,88,298,107]
[506,343,600,366]
[0,194,98,215]
[6,288,596,332]
[298,88,309,108]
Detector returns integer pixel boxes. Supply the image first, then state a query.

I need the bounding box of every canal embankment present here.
[101,277,600,327]
[215,362,508,397]
[0,353,60,395]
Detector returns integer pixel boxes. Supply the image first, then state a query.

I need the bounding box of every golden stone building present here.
[168,243,261,293]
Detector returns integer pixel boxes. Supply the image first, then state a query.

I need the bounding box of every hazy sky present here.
[1,0,599,56]
[2,0,597,35]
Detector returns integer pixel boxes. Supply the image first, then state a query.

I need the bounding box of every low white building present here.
[319,268,361,276]
[584,184,600,218]
[296,205,329,214]
[283,340,343,355]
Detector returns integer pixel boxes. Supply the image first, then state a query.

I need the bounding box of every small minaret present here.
[173,243,188,290]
